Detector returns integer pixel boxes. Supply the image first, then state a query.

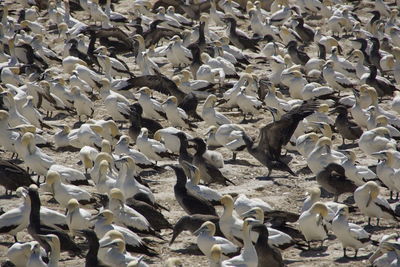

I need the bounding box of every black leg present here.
[390,191,393,200]
[232,152,237,161]
[307,241,311,250]
[343,247,347,258]
[377,218,380,226]
[368,217,371,226]
[354,249,358,258]
[14,235,18,242]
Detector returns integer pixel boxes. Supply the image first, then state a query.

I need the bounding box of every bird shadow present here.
[45,112,69,121]
[343,195,355,205]
[299,246,329,257]
[334,253,372,263]
[72,121,85,129]
[296,166,313,175]
[305,176,316,181]
[171,243,204,256]
[7,158,23,164]
[256,175,289,181]
[306,14,323,20]
[338,143,358,149]
[0,241,14,247]
[56,146,81,152]
[320,188,334,199]
[256,175,294,188]
[239,117,262,124]
[364,224,392,233]
[0,194,17,200]
[225,159,258,167]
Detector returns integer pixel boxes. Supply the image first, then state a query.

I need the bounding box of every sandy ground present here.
[1,0,400,266]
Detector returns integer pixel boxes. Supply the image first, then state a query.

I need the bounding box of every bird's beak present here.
[89,213,101,222]
[369,248,384,264]
[99,240,114,248]
[366,194,373,207]
[328,108,337,115]
[316,214,323,226]
[193,225,206,236]
[240,209,255,219]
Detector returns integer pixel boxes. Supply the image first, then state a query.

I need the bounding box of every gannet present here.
[115,156,154,202]
[95,159,116,194]
[251,223,284,267]
[332,205,374,258]
[300,187,341,227]
[44,170,95,207]
[97,52,132,79]
[154,127,192,154]
[136,128,175,162]
[19,96,51,129]
[92,210,158,256]
[137,87,166,120]
[27,241,47,267]
[6,241,46,267]
[298,202,328,249]
[270,6,292,26]
[108,188,160,239]
[48,164,88,185]
[202,94,232,126]
[27,186,81,256]
[99,236,150,267]
[72,123,103,149]
[373,150,400,199]
[330,106,363,146]
[165,35,192,67]
[202,52,238,79]
[182,161,222,204]
[261,81,291,114]
[234,194,273,215]
[221,218,258,267]
[341,150,376,186]
[236,87,262,122]
[322,60,354,95]
[162,96,194,129]
[66,198,93,236]
[114,135,156,170]
[223,17,259,52]
[316,163,357,202]
[99,79,132,122]
[70,86,94,121]
[354,181,400,225]
[207,124,246,160]
[194,221,240,259]
[359,127,396,157]
[170,165,217,216]
[329,47,356,78]
[369,235,400,267]
[191,138,234,185]
[307,136,344,174]
[0,91,31,127]
[392,91,400,116]
[21,132,55,176]
[209,244,224,267]
[0,110,18,154]
[240,207,294,248]
[296,132,319,158]
[39,234,61,266]
[0,158,35,195]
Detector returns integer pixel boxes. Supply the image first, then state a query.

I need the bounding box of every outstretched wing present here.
[258,100,318,159]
